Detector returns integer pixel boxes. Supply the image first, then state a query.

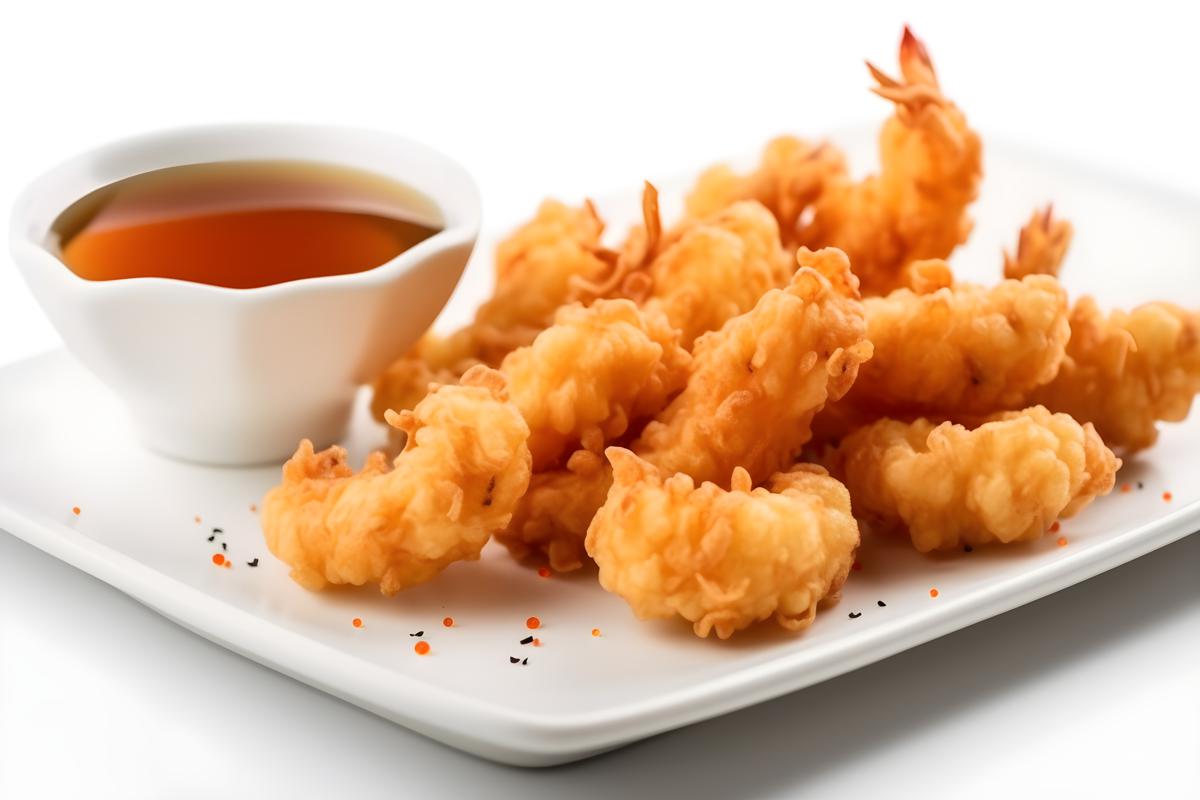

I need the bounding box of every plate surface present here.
[3,135,1199,766]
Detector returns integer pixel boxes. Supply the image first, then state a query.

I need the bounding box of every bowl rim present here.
[8,122,482,301]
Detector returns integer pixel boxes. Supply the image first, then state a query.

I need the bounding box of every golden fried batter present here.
[497,449,614,572]
[801,27,982,295]
[634,248,872,486]
[641,201,794,347]
[262,367,532,594]
[371,200,610,419]
[500,299,690,470]
[684,136,848,246]
[369,329,481,426]
[585,448,859,639]
[1032,298,1200,451]
[843,274,1069,415]
[832,406,1119,552]
[1003,205,1073,279]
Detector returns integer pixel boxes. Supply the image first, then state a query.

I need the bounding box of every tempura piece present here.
[634,248,872,486]
[832,406,1119,552]
[1032,298,1200,451]
[585,448,859,639]
[262,367,532,594]
[843,273,1070,414]
[369,329,480,425]
[801,27,982,295]
[684,136,848,245]
[577,184,794,348]
[371,199,610,419]
[474,199,612,353]
[642,202,795,347]
[497,449,614,572]
[1003,205,1073,279]
[500,299,690,470]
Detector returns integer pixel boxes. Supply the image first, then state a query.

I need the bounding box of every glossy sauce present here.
[51,160,442,289]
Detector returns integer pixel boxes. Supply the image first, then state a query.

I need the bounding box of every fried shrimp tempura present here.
[634,248,872,486]
[832,406,1119,552]
[801,27,982,295]
[577,184,794,348]
[641,201,794,347]
[1032,298,1200,451]
[843,273,1070,415]
[500,299,690,470]
[262,367,532,595]
[371,200,610,419]
[369,330,481,425]
[684,136,848,246]
[497,449,614,572]
[585,448,859,639]
[1003,205,1073,279]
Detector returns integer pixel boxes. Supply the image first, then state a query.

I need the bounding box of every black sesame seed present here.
[509,656,520,664]
[877,600,886,607]
[1137,481,1144,490]
[520,635,534,645]
[246,558,259,568]
[848,612,862,619]
[206,535,215,542]
[221,542,227,551]
[409,631,424,637]
[212,528,223,534]
[521,658,528,665]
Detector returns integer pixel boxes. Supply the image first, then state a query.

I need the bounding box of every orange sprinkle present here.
[526,616,541,630]
[929,588,939,598]
[442,616,454,628]
[249,504,258,513]
[413,641,431,656]
[1163,491,1173,502]
[532,638,542,647]
[1049,521,1060,533]
[537,566,552,578]
[352,617,363,629]
[591,628,601,637]
[211,553,225,566]
[1120,483,1132,493]
[1057,537,1068,547]
[71,506,81,516]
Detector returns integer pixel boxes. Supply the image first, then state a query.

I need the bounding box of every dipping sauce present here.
[50,160,442,289]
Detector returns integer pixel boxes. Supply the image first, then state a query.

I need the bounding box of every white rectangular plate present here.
[2,135,1199,766]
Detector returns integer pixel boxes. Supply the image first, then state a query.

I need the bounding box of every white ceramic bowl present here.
[9,124,480,465]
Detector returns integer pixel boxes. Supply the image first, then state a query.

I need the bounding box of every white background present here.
[1,1,1198,797]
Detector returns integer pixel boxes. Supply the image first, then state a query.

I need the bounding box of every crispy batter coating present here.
[585,448,859,639]
[832,406,1118,552]
[642,201,794,347]
[801,27,982,295]
[369,329,481,425]
[1032,298,1200,451]
[843,273,1069,415]
[684,136,848,246]
[1003,205,1073,279]
[576,185,794,349]
[371,200,609,419]
[497,449,614,572]
[500,299,690,470]
[477,199,611,349]
[634,248,872,486]
[262,367,532,594]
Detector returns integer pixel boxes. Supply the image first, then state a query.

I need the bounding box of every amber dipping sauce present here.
[51,161,443,289]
